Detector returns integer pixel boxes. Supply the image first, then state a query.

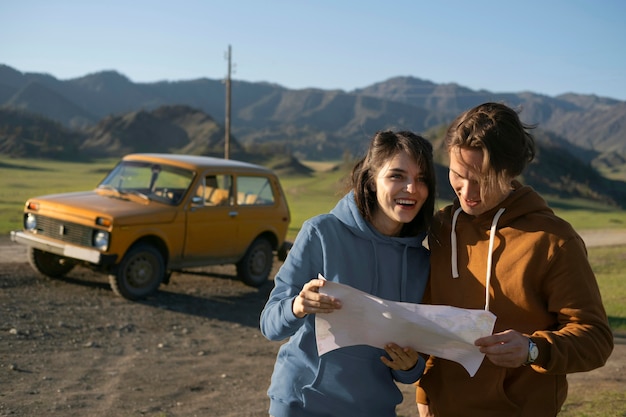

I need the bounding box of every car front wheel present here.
[109,244,164,300]
[27,247,76,278]
[236,237,273,287]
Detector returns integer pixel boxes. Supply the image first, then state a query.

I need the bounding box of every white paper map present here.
[315,280,496,377]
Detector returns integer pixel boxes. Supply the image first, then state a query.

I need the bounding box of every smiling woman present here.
[259,130,437,417]
[369,150,430,237]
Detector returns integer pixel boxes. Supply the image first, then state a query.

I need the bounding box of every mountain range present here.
[1,63,625,206]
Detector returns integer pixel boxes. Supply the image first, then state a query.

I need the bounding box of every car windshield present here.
[97,161,195,205]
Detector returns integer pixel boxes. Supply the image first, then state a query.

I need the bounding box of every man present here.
[417,102,613,416]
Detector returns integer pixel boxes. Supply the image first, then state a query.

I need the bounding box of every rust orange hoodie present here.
[416,182,613,416]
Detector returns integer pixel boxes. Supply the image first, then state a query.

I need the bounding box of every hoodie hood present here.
[330,191,426,246]
[331,191,426,299]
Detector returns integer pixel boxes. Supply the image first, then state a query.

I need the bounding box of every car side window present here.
[236,176,275,206]
[196,174,233,206]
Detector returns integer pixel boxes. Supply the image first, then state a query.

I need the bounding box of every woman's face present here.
[370,151,429,236]
[448,147,511,216]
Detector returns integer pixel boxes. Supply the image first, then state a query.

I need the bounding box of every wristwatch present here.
[524,338,539,366]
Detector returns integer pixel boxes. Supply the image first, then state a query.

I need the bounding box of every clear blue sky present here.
[2,0,625,101]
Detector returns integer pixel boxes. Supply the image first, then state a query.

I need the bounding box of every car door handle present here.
[228,211,238,217]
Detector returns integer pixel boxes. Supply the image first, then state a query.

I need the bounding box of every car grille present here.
[33,215,94,247]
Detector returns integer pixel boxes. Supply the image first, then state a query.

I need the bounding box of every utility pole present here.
[224,45,232,159]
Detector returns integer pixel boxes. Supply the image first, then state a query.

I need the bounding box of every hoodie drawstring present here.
[450,207,506,312]
[485,208,505,311]
[450,208,462,278]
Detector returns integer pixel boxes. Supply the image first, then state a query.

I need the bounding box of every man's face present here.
[448,147,510,216]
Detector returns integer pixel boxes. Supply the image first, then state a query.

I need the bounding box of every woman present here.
[260,130,436,417]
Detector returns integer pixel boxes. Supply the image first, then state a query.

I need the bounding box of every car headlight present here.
[25,213,37,231]
[93,231,110,251]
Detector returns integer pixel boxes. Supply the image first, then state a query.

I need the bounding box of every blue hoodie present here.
[260,191,430,417]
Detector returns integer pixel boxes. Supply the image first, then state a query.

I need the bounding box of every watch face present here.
[529,344,539,361]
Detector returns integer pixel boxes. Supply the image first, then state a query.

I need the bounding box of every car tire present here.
[277,241,292,262]
[236,237,273,287]
[27,247,76,278]
[109,244,164,300]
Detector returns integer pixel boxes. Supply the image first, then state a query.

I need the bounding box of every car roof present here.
[122,153,274,174]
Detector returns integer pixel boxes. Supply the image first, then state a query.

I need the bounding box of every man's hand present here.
[417,403,435,417]
[475,329,530,368]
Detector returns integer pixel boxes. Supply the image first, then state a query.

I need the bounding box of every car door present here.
[183,173,240,262]
[234,174,285,249]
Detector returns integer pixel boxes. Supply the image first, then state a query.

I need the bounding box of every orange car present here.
[10,153,291,300]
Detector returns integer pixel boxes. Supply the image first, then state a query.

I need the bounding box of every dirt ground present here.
[1,232,624,417]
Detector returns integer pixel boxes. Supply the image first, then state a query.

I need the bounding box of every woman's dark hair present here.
[445,102,536,195]
[350,130,436,236]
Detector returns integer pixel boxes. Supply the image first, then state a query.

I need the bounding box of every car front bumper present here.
[10,231,117,265]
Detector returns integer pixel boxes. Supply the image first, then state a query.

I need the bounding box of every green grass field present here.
[3,156,626,235]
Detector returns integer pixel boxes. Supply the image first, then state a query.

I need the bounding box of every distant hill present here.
[5,80,96,128]
[3,103,624,207]
[0,108,84,159]
[4,64,625,163]
[1,64,626,206]
[356,77,626,164]
[0,104,248,159]
[80,105,244,158]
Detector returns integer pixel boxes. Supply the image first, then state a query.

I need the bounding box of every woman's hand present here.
[292,278,342,318]
[380,343,420,371]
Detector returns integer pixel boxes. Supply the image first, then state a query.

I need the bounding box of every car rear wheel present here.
[109,244,164,300]
[236,237,273,287]
[27,247,76,278]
